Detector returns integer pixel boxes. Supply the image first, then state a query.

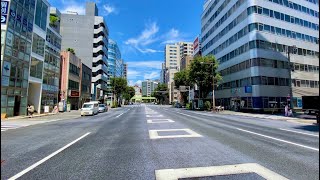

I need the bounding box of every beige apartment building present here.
[164,42,193,103]
[180,55,193,71]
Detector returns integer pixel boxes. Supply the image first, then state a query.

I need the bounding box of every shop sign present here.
[2,61,11,76]
[1,1,9,24]
[69,90,80,97]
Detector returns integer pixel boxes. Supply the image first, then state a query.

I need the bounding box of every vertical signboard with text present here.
[1,1,9,24]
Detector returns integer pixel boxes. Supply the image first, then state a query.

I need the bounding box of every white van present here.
[81,101,99,116]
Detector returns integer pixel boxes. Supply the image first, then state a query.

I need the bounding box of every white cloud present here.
[129,80,142,86]
[103,4,117,16]
[127,61,163,70]
[144,71,160,80]
[161,28,187,44]
[124,22,162,54]
[61,5,86,15]
[127,70,141,77]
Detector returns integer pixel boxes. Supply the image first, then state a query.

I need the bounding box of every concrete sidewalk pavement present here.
[1,110,81,132]
[218,110,318,124]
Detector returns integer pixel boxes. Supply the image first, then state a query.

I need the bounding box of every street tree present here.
[188,55,221,99]
[174,69,193,104]
[110,77,127,106]
[123,86,135,104]
[152,83,169,105]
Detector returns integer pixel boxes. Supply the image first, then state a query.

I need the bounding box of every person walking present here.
[284,104,289,117]
[27,104,34,117]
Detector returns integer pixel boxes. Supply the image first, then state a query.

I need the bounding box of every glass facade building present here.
[107,39,123,104]
[1,0,62,117]
[1,0,37,116]
[201,0,319,111]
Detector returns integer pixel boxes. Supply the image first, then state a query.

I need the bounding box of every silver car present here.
[98,104,107,113]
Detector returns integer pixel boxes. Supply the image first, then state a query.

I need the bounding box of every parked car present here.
[81,101,99,116]
[175,103,182,108]
[98,104,108,113]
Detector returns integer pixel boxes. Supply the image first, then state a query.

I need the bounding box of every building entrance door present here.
[14,96,21,116]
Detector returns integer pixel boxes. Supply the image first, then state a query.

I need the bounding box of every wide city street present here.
[1,104,319,180]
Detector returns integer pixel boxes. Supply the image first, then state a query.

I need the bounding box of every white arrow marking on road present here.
[237,128,319,151]
[279,128,319,137]
[8,132,91,180]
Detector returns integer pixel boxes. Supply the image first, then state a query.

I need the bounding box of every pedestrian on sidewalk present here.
[284,104,289,117]
[27,104,34,118]
[288,108,293,117]
[52,104,59,114]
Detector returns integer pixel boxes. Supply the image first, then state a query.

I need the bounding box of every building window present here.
[30,57,43,79]
[32,33,45,57]
[35,0,48,30]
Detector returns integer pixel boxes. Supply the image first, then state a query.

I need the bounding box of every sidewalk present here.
[1,110,81,132]
[218,110,318,124]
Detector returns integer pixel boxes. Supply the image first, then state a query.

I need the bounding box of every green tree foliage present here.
[49,14,59,27]
[188,55,221,99]
[204,101,211,111]
[173,70,192,88]
[123,86,135,102]
[67,48,75,54]
[174,70,193,104]
[110,77,127,104]
[152,83,169,105]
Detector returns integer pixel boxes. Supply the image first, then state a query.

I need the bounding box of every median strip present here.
[8,132,91,180]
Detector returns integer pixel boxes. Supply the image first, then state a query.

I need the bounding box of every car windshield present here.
[99,104,105,107]
[82,104,93,108]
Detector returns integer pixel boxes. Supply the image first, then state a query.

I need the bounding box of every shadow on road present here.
[294,124,319,132]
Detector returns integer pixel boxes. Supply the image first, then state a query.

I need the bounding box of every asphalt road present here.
[1,105,319,180]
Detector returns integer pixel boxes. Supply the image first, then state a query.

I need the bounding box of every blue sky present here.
[48,0,203,86]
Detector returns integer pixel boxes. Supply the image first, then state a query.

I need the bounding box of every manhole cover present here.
[179,173,266,180]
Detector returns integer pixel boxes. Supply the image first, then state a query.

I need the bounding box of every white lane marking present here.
[149,129,202,139]
[147,119,175,123]
[237,128,319,152]
[155,163,288,180]
[279,128,319,137]
[8,132,91,180]
[116,109,130,118]
[176,112,192,117]
[146,114,163,117]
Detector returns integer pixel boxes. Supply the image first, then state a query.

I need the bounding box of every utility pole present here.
[287,45,296,110]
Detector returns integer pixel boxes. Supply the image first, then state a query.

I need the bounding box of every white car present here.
[81,102,99,116]
[98,104,108,113]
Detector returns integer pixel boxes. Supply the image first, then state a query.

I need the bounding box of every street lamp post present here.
[287,45,297,110]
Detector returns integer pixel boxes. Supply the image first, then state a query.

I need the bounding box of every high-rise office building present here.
[201,0,319,111]
[60,2,109,102]
[160,63,166,83]
[122,63,128,79]
[142,80,158,97]
[164,42,193,103]
[107,38,124,104]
